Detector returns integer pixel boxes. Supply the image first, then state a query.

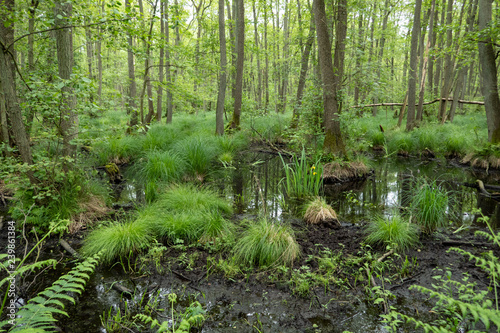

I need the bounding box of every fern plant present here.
[0,254,100,332]
[382,210,500,332]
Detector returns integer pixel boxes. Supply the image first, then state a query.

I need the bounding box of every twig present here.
[59,239,82,259]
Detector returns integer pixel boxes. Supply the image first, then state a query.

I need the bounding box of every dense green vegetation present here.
[1,0,500,331]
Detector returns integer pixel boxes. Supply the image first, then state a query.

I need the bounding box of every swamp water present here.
[5,153,500,332]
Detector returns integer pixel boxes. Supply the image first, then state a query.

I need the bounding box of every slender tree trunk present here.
[139,0,157,125]
[406,0,422,131]
[438,0,454,122]
[26,0,39,134]
[434,0,446,99]
[278,0,289,113]
[125,0,138,129]
[291,11,315,128]
[165,0,173,123]
[354,12,363,107]
[264,2,269,110]
[478,0,500,143]
[55,0,78,157]
[428,6,438,96]
[417,3,434,122]
[373,0,390,116]
[252,0,262,108]
[157,0,164,122]
[216,0,227,135]
[230,0,244,129]
[97,1,104,106]
[314,0,346,155]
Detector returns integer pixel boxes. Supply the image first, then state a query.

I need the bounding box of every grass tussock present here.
[233,219,300,268]
[365,214,419,252]
[410,179,449,234]
[81,220,152,264]
[156,184,233,215]
[137,150,186,183]
[95,135,144,165]
[303,197,338,224]
[173,136,219,180]
[462,144,500,169]
[322,161,369,182]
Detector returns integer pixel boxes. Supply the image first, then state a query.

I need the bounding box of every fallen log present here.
[352,98,484,109]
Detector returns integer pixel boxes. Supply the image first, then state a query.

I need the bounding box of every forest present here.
[1,0,500,331]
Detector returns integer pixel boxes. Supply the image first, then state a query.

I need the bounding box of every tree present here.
[0,0,32,165]
[125,0,138,130]
[313,0,346,156]
[405,0,422,131]
[229,0,244,130]
[478,0,500,143]
[55,0,78,157]
[215,0,227,135]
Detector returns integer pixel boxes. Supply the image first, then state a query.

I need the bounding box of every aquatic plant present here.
[280,149,323,199]
[303,197,338,224]
[142,123,180,151]
[136,150,186,184]
[95,135,144,165]
[81,220,152,264]
[233,219,300,268]
[155,184,233,215]
[410,179,449,234]
[364,214,419,252]
[149,211,205,244]
[172,136,219,179]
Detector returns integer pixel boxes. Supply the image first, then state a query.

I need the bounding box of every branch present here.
[351,98,484,108]
[8,18,129,50]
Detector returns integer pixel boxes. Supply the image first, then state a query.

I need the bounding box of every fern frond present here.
[0,259,57,289]
[9,254,99,332]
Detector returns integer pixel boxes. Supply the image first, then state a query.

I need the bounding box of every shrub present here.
[410,179,449,234]
[365,214,419,252]
[303,197,338,224]
[233,219,300,268]
[81,220,152,264]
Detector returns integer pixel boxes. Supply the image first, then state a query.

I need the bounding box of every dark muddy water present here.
[4,153,500,332]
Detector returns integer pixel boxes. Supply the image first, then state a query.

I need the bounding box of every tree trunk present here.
[478,0,500,143]
[405,0,422,131]
[55,0,78,157]
[156,0,164,122]
[165,0,173,123]
[291,11,315,128]
[353,12,363,107]
[230,0,244,129]
[434,0,446,99]
[139,0,157,125]
[125,0,138,129]
[438,0,454,122]
[26,0,39,135]
[277,0,289,114]
[314,0,346,155]
[264,1,269,110]
[417,2,434,122]
[373,0,390,116]
[252,0,262,109]
[216,0,227,135]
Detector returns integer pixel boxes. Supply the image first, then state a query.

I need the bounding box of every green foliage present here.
[382,214,500,332]
[94,135,144,165]
[80,220,152,265]
[154,184,233,215]
[280,149,323,200]
[142,123,180,151]
[135,150,186,184]
[172,136,219,178]
[410,179,449,234]
[0,254,99,332]
[233,219,300,268]
[364,214,419,252]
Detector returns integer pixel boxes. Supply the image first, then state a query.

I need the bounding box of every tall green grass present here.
[365,214,419,252]
[94,135,144,165]
[233,219,300,268]
[173,136,219,178]
[81,220,152,264]
[280,149,323,199]
[142,124,180,151]
[154,184,233,215]
[136,150,186,183]
[410,179,449,234]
